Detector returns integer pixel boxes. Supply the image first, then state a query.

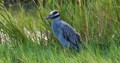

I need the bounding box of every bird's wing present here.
[60,23,81,48]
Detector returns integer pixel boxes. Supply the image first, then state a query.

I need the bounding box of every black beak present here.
[44,15,51,20]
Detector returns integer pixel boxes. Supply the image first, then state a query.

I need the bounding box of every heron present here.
[45,10,82,51]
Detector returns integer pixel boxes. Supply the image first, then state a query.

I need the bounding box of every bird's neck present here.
[51,17,61,37]
[52,17,60,21]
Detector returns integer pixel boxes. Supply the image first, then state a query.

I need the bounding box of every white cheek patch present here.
[54,13,59,16]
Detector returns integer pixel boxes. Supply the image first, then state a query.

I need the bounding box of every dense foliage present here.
[0,0,120,63]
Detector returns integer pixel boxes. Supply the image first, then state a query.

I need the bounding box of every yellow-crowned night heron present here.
[45,10,82,51]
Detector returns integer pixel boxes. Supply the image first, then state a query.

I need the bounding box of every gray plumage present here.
[45,10,82,51]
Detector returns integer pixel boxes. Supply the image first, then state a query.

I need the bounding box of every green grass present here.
[0,0,120,63]
[0,41,120,63]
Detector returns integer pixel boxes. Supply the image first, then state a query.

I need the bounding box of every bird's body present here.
[45,10,82,51]
[52,18,71,48]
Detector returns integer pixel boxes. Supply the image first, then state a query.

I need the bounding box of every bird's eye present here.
[53,11,58,15]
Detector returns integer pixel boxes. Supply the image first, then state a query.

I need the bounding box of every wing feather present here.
[60,24,81,49]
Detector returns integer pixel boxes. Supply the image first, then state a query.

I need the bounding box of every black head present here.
[45,10,60,20]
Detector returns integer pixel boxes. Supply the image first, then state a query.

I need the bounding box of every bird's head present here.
[45,10,60,20]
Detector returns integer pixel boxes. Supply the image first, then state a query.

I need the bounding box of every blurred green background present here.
[0,0,120,63]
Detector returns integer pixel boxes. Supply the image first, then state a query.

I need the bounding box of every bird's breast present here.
[51,21,60,37]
